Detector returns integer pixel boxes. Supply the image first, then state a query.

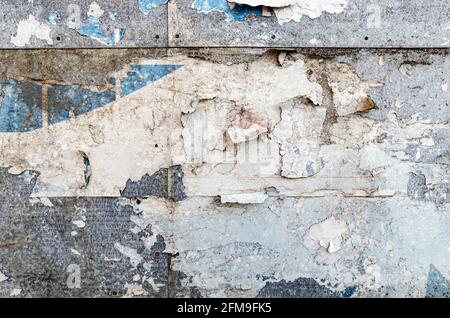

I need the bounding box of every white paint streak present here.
[10,15,53,47]
[72,220,86,228]
[220,192,268,204]
[114,243,143,268]
[71,248,81,256]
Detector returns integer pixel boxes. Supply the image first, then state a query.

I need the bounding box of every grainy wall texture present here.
[0,0,449,298]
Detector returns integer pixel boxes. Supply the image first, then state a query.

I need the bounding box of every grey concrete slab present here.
[0,0,167,48]
[169,0,450,48]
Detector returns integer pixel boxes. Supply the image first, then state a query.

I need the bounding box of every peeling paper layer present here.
[274,0,348,25]
[230,0,296,7]
[10,15,53,47]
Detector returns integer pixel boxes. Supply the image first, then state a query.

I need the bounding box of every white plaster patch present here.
[88,2,104,18]
[309,216,348,253]
[327,62,382,116]
[10,288,22,297]
[274,0,348,25]
[10,15,53,47]
[274,99,326,178]
[220,192,268,204]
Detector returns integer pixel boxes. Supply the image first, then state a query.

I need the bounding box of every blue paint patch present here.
[426,264,450,298]
[47,80,116,125]
[341,286,356,298]
[0,78,42,132]
[139,0,168,14]
[0,61,182,131]
[120,64,182,97]
[191,0,262,21]
[48,12,57,25]
[77,17,125,46]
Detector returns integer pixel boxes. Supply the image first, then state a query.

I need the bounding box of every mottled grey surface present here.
[257,277,340,298]
[407,173,450,205]
[0,0,167,48]
[169,0,450,48]
[0,168,169,297]
[1,0,449,48]
[337,50,450,123]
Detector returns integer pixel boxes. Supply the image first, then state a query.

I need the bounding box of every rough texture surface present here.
[0,1,449,48]
[0,0,167,48]
[0,1,449,299]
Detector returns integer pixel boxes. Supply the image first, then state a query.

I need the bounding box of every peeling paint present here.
[192,0,263,21]
[0,49,449,298]
[77,17,125,46]
[220,192,268,204]
[274,0,348,25]
[10,15,53,47]
[308,216,348,253]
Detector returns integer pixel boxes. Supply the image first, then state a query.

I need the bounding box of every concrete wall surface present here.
[0,0,449,298]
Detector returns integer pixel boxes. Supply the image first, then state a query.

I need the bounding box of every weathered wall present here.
[0,1,449,298]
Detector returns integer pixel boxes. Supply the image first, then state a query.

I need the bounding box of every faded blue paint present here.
[341,286,356,298]
[0,62,182,131]
[0,79,42,132]
[77,17,125,46]
[120,64,182,97]
[306,160,315,176]
[47,79,116,125]
[138,0,168,14]
[426,264,450,298]
[48,12,57,25]
[191,0,262,21]
[108,11,117,21]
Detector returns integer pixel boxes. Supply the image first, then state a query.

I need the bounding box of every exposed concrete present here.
[170,0,450,47]
[0,0,167,48]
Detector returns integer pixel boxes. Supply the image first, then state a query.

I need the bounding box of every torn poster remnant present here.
[199,0,349,25]
[10,15,53,47]
[76,2,125,46]
[220,192,268,204]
